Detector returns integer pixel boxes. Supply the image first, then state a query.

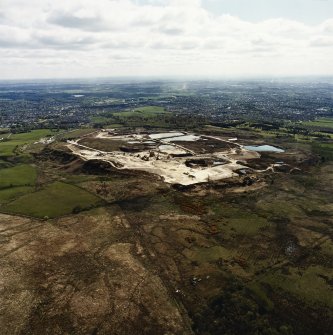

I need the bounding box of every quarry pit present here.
[66,130,285,185]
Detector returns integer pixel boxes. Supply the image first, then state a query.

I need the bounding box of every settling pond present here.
[244,145,285,153]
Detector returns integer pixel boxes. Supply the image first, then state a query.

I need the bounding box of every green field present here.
[0,129,57,157]
[0,164,37,204]
[184,245,234,264]
[109,106,171,127]
[303,118,333,129]
[261,265,333,309]
[90,105,171,128]
[0,164,37,188]
[91,116,123,127]
[3,181,103,218]
[10,129,55,141]
[0,186,34,204]
[60,128,96,140]
[211,203,268,235]
[112,105,168,118]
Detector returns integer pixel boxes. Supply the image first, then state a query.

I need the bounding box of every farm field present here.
[302,117,333,129]
[59,128,96,140]
[3,181,103,218]
[0,164,36,188]
[0,186,34,204]
[0,129,57,157]
[91,105,172,128]
[113,105,168,117]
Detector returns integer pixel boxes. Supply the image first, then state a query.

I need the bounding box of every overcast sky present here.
[0,0,332,79]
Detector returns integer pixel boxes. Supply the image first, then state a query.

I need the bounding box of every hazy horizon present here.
[1,0,333,79]
[1,74,333,84]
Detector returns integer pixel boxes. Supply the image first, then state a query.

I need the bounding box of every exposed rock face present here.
[81,159,120,174]
[36,147,77,164]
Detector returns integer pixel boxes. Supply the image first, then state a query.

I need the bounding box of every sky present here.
[0,0,332,79]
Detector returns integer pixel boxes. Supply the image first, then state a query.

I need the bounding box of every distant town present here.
[1,79,332,135]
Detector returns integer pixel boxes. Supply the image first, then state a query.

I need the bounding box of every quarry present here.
[66,130,287,185]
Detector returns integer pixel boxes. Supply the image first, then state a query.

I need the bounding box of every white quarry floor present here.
[67,131,258,185]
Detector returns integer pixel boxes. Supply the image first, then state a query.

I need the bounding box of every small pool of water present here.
[244,145,284,153]
[165,134,201,142]
[149,132,184,139]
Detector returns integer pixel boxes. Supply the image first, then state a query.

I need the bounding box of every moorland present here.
[0,79,332,335]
